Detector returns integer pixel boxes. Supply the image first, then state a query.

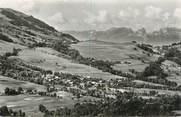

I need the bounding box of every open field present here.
[0,93,74,115]
[133,88,181,96]
[166,75,181,86]
[72,40,158,73]
[0,75,46,92]
[133,80,165,87]
[112,59,149,72]
[0,40,26,55]
[71,40,158,61]
[17,47,123,80]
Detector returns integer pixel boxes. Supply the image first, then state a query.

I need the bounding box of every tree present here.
[0,106,10,116]
[4,87,10,95]
[17,87,23,94]
[53,40,69,54]
[143,62,167,78]
[0,33,13,42]
[12,48,19,56]
[4,87,18,95]
[39,104,47,113]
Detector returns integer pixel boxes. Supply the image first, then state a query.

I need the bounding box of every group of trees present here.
[165,48,181,65]
[0,33,13,42]
[4,87,23,95]
[39,92,181,116]
[137,43,155,54]
[28,42,47,48]
[138,57,163,78]
[3,48,20,57]
[39,104,47,113]
[135,57,178,87]
[0,54,46,85]
[143,61,167,78]
[0,106,25,116]
[136,48,181,87]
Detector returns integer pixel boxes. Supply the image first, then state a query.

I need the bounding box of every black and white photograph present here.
[0,0,181,116]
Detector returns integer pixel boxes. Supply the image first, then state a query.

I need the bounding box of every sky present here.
[0,0,181,31]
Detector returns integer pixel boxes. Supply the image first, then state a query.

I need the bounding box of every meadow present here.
[0,75,46,92]
[72,40,158,73]
[17,47,122,80]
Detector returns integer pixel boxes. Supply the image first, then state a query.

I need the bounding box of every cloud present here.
[0,0,179,31]
[48,12,68,25]
[0,0,35,12]
[145,6,162,18]
[119,10,128,18]
[84,10,110,25]
[176,0,181,7]
[0,0,69,12]
[47,0,120,3]
[133,9,140,18]
[118,8,140,19]
[174,8,181,20]
[162,12,171,21]
[173,7,181,27]
[96,10,108,23]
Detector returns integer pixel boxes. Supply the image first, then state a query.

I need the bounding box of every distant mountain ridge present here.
[146,27,181,45]
[66,27,181,45]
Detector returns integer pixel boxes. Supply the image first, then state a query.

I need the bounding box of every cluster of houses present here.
[40,73,165,100]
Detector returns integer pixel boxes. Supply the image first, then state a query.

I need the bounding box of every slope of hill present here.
[1,8,181,116]
[0,8,123,80]
[16,47,122,79]
[0,8,78,45]
[71,40,159,73]
[0,75,46,92]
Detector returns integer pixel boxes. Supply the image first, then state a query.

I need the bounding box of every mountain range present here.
[66,27,181,45]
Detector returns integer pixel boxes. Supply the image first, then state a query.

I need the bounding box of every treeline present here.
[134,47,181,88]
[138,57,167,78]
[0,33,14,42]
[139,47,181,85]
[0,106,25,116]
[3,48,20,57]
[0,54,44,85]
[39,92,181,116]
[28,42,47,48]
[137,43,156,54]
[165,47,181,65]
[136,57,177,87]
[4,87,23,95]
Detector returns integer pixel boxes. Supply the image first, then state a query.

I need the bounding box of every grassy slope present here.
[72,40,158,73]
[0,40,26,55]
[0,94,74,115]
[161,60,181,85]
[17,47,123,80]
[71,40,157,61]
[0,75,46,92]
